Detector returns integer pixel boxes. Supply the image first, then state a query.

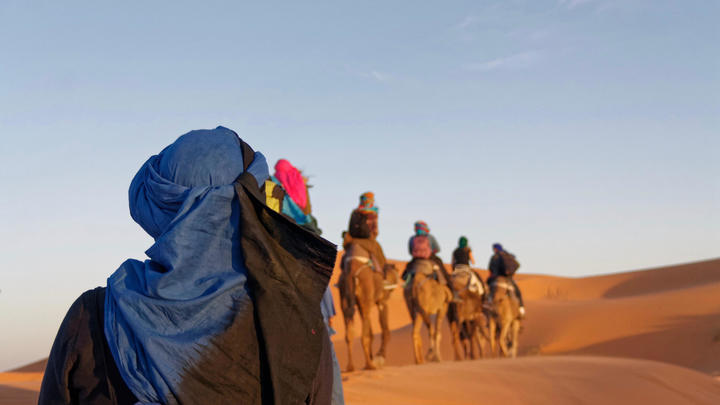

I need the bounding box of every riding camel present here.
[449,265,490,360]
[404,259,452,364]
[338,242,398,371]
[488,275,521,358]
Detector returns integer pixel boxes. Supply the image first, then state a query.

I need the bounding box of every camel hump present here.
[452,264,472,273]
[452,266,485,296]
[492,275,512,285]
[345,242,370,260]
[412,259,435,276]
[450,269,471,288]
[343,243,370,270]
[490,276,517,298]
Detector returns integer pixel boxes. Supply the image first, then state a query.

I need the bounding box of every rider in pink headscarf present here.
[274,159,308,213]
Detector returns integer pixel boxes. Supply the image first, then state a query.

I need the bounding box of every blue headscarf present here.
[104,127,269,404]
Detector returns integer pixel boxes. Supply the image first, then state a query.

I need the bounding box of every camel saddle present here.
[343,242,382,275]
[451,265,484,295]
[489,276,518,301]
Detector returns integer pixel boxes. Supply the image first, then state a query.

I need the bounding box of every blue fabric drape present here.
[104,127,269,404]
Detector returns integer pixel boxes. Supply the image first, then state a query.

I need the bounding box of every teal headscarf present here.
[459,236,468,248]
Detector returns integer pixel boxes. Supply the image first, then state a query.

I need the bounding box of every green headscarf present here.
[458,236,468,248]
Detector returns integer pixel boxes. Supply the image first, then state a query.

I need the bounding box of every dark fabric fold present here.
[39,288,138,405]
[233,171,336,405]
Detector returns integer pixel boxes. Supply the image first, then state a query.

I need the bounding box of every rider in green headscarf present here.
[452,236,476,269]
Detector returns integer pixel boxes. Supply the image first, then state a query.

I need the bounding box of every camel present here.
[338,242,398,371]
[403,259,452,364]
[487,275,521,358]
[449,265,490,360]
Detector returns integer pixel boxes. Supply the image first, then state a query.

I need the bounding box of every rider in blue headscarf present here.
[39,127,337,405]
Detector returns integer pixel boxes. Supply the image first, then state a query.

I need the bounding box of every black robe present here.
[39,172,336,405]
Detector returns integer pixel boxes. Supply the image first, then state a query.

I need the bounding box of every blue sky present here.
[0,0,718,370]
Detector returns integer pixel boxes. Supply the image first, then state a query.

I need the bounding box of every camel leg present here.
[377,301,390,360]
[426,315,437,362]
[344,315,355,372]
[462,336,470,359]
[468,322,477,360]
[478,316,491,358]
[358,301,376,370]
[473,323,486,359]
[433,303,448,362]
[423,314,434,361]
[450,320,463,361]
[488,318,497,357]
[499,318,511,357]
[511,319,520,358]
[412,313,425,364]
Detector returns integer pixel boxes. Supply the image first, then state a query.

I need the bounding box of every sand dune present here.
[7,359,47,374]
[342,356,720,405]
[3,258,719,404]
[0,373,41,405]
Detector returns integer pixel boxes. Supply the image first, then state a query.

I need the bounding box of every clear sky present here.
[0,0,718,370]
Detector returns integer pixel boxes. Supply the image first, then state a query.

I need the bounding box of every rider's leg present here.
[433,255,462,302]
[486,275,497,300]
[402,258,417,281]
[510,278,526,318]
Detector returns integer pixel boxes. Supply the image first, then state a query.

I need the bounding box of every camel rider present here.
[404,221,450,285]
[408,221,440,257]
[452,236,484,296]
[344,192,388,275]
[451,236,475,268]
[268,158,321,234]
[487,243,526,318]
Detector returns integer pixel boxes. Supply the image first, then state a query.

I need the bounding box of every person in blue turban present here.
[39,127,337,405]
[488,243,525,318]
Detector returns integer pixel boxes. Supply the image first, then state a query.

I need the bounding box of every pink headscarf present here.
[274,159,308,210]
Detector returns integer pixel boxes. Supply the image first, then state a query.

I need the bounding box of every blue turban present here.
[104,127,269,403]
[493,243,503,252]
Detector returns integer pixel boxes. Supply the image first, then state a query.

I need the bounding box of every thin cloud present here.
[463,50,542,72]
[454,15,481,30]
[361,70,391,82]
[558,0,595,9]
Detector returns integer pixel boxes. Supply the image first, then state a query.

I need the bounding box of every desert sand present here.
[3,258,719,404]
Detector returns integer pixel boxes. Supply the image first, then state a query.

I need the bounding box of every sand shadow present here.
[0,385,39,405]
[563,313,720,374]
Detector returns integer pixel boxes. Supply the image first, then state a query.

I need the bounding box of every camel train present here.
[337,249,523,371]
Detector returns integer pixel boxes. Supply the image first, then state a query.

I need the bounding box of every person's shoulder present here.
[57,287,106,338]
[77,286,106,299]
[68,287,106,317]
